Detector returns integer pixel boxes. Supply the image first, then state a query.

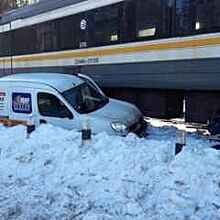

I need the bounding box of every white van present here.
[0,73,147,136]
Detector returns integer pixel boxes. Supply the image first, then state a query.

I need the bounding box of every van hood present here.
[88,98,142,125]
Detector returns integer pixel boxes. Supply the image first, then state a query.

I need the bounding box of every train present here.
[1,0,220,123]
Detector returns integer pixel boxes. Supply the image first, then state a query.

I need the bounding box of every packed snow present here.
[0,120,220,220]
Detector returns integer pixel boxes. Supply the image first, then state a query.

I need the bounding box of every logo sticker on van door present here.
[12,93,32,114]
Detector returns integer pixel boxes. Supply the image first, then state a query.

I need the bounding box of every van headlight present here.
[111,122,127,133]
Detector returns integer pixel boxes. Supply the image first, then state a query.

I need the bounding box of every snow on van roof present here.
[0,73,84,92]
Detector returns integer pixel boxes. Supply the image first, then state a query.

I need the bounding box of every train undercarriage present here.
[103,88,220,124]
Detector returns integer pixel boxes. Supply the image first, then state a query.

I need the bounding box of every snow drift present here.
[0,122,220,220]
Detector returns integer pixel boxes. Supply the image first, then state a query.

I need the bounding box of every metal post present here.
[9,22,13,74]
[175,129,186,155]
[26,116,36,139]
[81,116,91,146]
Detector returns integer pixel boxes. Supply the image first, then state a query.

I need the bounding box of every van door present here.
[36,91,79,130]
[10,87,35,121]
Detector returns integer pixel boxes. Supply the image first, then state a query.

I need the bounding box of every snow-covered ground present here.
[0,120,220,220]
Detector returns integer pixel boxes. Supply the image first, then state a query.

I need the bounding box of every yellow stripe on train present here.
[1,34,220,64]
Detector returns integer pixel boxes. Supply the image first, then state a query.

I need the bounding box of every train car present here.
[1,0,220,123]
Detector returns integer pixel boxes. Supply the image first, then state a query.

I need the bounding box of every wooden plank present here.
[0,118,27,127]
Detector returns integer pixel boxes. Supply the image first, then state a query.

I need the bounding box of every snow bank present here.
[0,123,220,220]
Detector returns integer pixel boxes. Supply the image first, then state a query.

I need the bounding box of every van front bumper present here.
[129,117,148,137]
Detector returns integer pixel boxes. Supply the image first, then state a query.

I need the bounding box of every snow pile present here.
[0,123,220,220]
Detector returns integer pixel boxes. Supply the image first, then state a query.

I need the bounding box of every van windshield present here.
[62,82,109,114]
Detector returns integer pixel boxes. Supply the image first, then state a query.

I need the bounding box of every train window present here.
[195,0,220,33]
[120,0,136,42]
[59,16,75,50]
[77,13,91,49]
[0,34,5,56]
[0,32,10,56]
[92,4,121,46]
[0,34,2,56]
[12,29,24,55]
[175,0,220,36]
[136,0,165,39]
[176,0,200,35]
[12,26,36,55]
[36,21,57,52]
[59,13,91,50]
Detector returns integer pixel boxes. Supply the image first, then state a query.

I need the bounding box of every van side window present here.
[38,93,73,119]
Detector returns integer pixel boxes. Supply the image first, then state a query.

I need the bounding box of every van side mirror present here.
[40,119,47,124]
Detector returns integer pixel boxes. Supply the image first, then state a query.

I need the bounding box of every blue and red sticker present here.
[12,93,32,114]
